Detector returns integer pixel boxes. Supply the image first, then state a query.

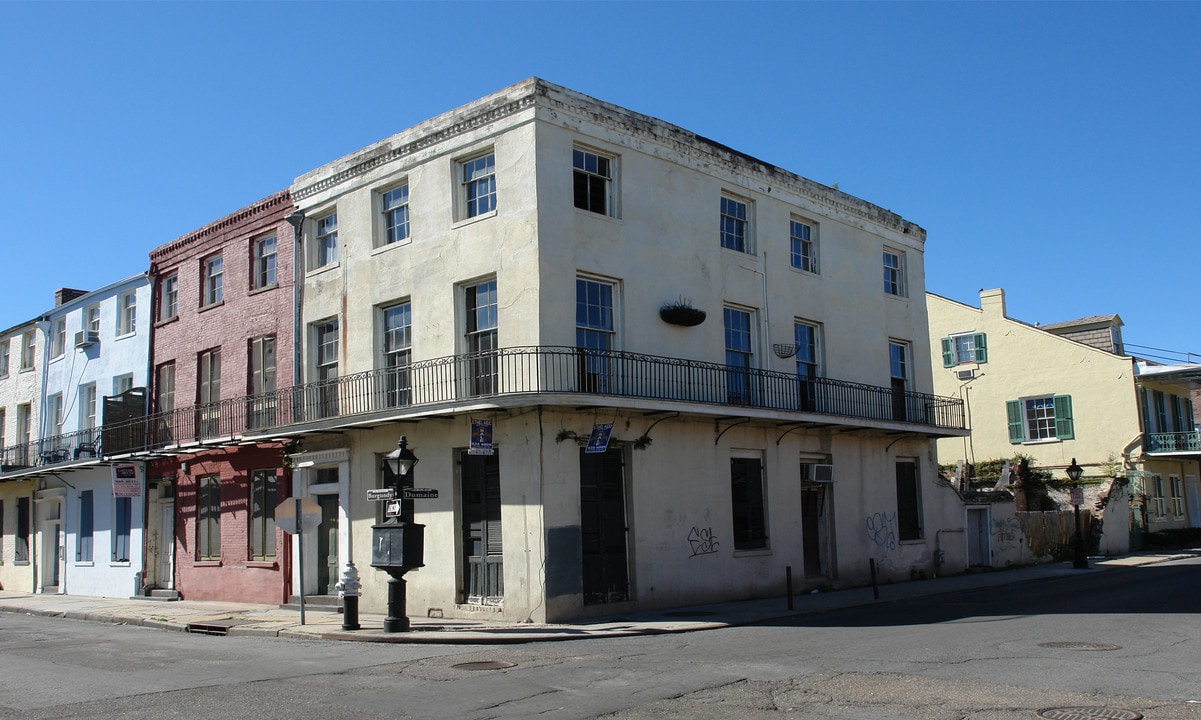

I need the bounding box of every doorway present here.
[967,507,991,567]
[461,450,503,605]
[35,490,64,593]
[316,494,339,595]
[800,481,832,578]
[580,447,630,605]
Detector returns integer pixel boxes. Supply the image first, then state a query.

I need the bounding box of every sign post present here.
[276,496,322,625]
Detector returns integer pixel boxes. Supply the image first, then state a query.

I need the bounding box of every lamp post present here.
[1065,458,1089,570]
[371,436,425,632]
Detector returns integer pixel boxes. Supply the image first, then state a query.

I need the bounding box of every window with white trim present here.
[460,152,497,219]
[883,248,907,297]
[1007,395,1074,443]
[252,234,277,290]
[159,274,178,321]
[464,280,498,395]
[50,318,66,359]
[79,383,97,434]
[197,475,221,560]
[1151,475,1167,519]
[380,184,411,246]
[85,304,100,333]
[0,339,9,377]
[113,496,131,562]
[202,254,223,307]
[113,374,134,396]
[940,332,988,366]
[724,306,756,404]
[720,194,750,253]
[250,470,277,560]
[47,392,63,439]
[789,218,817,273]
[381,302,412,406]
[315,212,338,267]
[576,276,616,393]
[573,147,614,216]
[117,291,137,335]
[1170,475,1184,517]
[20,330,35,370]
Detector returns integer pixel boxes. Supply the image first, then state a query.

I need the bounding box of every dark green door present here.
[317,494,339,595]
[461,451,502,605]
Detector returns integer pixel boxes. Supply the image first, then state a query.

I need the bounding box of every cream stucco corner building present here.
[928,288,1201,551]
[280,78,967,623]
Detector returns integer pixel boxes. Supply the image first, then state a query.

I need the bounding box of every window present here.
[314,320,339,418]
[889,341,910,422]
[0,408,5,455]
[252,235,277,290]
[197,475,221,560]
[77,490,94,562]
[0,339,8,377]
[248,336,277,428]
[50,318,66,358]
[1170,475,1184,517]
[315,213,338,267]
[250,470,277,559]
[573,148,613,215]
[156,363,175,413]
[202,254,223,307]
[465,280,498,395]
[20,330,35,370]
[1150,475,1167,519]
[795,320,820,411]
[576,277,616,393]
[789,218,817,273]
[47,393,63,439]
[113,496,131,562]
[896,460,923,541]
[198,349,221,435]
[720,195,749,252]
[724,306,755,404]
[1007,395,1074,443]
[461,153,497,218]
[85,304,101,333]
[381,303,412,407]
[79,383,97,441]
[113,374,134,396]
[941,333,988,366]
[16,404,31,466]
[16,496,30,563]
[883,248,907,297]
[381,185,410,246]
[730,456,767,550]
[158,274,178,321]
[117,291,137,335]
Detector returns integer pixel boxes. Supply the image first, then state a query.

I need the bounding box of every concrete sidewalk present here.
[1,549,1196,644]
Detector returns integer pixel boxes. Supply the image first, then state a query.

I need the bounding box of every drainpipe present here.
[286,210,306,390]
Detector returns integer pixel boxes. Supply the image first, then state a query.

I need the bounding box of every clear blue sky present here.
[2,1,1198,361]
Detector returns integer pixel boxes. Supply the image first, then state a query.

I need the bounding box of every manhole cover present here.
[1038,641,1122,651]
[1037,707,1142,720]
[662,610,717,618]
[452,660,516,671]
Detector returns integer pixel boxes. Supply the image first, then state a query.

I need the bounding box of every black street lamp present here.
[1065,458,1089,570]
[371,436,425,632]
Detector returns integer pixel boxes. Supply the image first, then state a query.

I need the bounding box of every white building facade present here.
[278,79,966,622]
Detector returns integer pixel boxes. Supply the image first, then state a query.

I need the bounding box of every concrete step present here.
[279,595,342,613]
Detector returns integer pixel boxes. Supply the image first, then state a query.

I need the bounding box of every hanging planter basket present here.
[659,304,707,327]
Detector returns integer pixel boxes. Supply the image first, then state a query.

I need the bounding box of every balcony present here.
[1146,430,1201,454]
[1,346,965,472]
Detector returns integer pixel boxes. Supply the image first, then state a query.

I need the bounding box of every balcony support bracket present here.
[714,417,750,445]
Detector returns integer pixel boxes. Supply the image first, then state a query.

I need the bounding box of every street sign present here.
[367,488,397,501]
[1070,487,1084,507]
[276,496,322,535]
[402,488,439,499]
[385,500,402,517]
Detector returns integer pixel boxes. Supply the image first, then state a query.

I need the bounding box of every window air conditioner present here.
[955,368,975,381]
[813,464,834,483]
[74,330,99,348]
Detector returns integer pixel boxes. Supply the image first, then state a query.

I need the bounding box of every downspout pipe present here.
[286,211,305,390]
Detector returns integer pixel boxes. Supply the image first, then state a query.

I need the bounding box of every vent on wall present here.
[955,368,975,381]
[813,464,834,483]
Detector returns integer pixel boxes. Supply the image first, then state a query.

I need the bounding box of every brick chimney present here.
[55,288,89,306]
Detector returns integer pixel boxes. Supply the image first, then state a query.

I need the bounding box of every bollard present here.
[335,562,362,631]
[786,566,794,610]
[869,558,880,600]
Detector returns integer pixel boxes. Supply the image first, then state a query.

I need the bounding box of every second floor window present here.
[462,153,497,218]
[159,275,178,321]
[382,303,412,407]
[720,195,749,252]
[51,318,66,358]
[316,213,338,267]
[576,277,615,393]
[382,185,410,245]
[79,383,97,432]
[253,235,277,289]
[465,280,498,395]
[47,393,63,438]
[202,255,224,307]
[0,340,8,376]
[724,306,754,404]
[156,362,175,413]
[941,333,988,366]
[1007,394,1074,443]
[117,292,137,335]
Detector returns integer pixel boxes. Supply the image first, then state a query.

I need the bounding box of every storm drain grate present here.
[186,620,245,636]
[452,661,517,671]
[1037,707,1142,720]
[1038,641,1122,651]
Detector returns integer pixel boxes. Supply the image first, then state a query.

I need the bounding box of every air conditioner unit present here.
[74,330,99,348]
[955,368,975,381]
[813,464,834,483]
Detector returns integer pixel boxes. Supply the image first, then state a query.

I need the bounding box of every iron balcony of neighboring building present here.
[0,346,966,472]
[1145,430,1201,456]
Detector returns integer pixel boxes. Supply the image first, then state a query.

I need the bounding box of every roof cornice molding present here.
[150,190,292,262]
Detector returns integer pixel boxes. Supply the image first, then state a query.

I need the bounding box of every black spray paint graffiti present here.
[688,527,720,557]
[865,511,897,552]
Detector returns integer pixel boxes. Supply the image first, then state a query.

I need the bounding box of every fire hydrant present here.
[334,562,361,631]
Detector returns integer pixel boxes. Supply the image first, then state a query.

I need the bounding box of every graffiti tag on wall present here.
[865,512,897,552]
[688,527,720,557]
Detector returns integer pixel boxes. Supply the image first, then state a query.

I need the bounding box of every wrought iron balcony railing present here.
[1146,430,1201,454]
[1,346,965,470]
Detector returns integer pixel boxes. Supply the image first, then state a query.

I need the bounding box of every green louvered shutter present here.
[941,338,954,367]
[1053,395,1074,440]
[1006,400,1024,444]
[972,333,987,363]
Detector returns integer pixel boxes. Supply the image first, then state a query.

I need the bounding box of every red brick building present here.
[145,191,297,604]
